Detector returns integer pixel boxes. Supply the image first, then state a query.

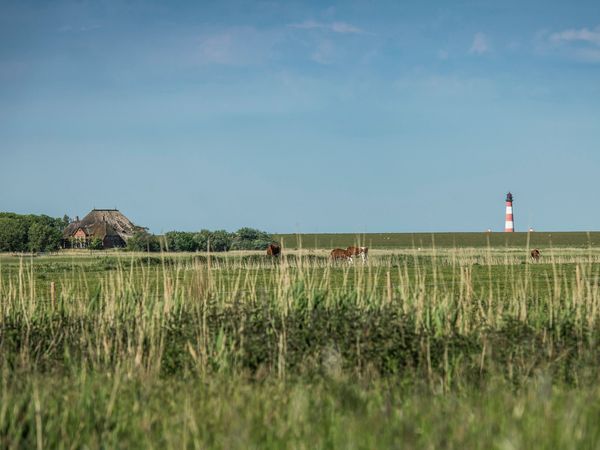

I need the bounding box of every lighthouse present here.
[504,192,514,232]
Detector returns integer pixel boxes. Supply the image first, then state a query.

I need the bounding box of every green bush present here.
[231,227,273,251]
[88,237,104,250]
[206,230,233,252]
[165,231,198,252]
[127,231,161,252]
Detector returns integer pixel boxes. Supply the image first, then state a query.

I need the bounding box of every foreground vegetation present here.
[2,246,600,448]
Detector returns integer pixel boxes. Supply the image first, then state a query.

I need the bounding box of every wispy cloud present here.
[469,32,490,55]
[540,25,600,63]
[289,20,364,34]
[549,26,600,46]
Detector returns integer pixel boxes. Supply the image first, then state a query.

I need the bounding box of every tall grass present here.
[1,248,600,448]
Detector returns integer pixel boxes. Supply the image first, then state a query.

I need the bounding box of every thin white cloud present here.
[330,22,363,34]
[469,32,489,55]
[549,26,600,46]
[289,19,320,30]
[289,20,364,34]
[540,25,600,63]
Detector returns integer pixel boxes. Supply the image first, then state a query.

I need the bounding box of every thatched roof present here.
[63,209,138,241]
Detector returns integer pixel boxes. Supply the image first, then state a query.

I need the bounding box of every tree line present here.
[0,213,68,252]
[127,227,275,252]
[0,212,275,253]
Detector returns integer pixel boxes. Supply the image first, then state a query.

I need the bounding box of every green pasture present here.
[2,240,600,448]
[276,231,600,249]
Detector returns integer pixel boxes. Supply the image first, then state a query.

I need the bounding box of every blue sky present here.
[1,0,599,233]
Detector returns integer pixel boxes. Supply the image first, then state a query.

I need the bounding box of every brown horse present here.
[530,248,541,262]
[266,243,281,257]
[330,248,351,262]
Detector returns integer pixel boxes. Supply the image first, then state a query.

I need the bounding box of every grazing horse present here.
[530,248,541,262]
[330,248,351,262]
[346,246,368,263]
[266,243,281,257]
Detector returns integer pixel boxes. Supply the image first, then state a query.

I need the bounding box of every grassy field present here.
[276,231,600,249]
[2,242,600,448]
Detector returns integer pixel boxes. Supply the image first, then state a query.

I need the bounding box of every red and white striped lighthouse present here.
[504,192,514,232]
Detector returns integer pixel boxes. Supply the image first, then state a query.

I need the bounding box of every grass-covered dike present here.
[276,231,600,249]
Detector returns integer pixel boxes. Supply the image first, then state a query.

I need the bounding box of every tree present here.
[193,230,210,251]
[165,231,198,252]
[0,217,28,252]
[231,227,273,251]
[89,237,104,250]
[127,231,161,252]
[0,212,79,252]
[130,227,272,253]
[207,230,232,252]
[62,214,71,228]
[28,222,62,252]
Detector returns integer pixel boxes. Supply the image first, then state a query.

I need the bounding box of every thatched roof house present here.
[63,209,140,249]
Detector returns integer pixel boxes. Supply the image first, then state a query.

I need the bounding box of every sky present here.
[1,0,599,233]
